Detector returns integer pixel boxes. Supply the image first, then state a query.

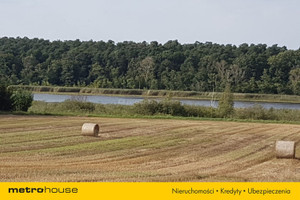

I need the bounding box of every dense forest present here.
[1,37,300,94]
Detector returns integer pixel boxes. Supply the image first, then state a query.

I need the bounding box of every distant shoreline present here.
[9,85,300,104]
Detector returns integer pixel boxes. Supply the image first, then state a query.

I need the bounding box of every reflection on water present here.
[33,93,300,110]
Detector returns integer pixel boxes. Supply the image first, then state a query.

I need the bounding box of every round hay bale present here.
[275,141,295,159]
[82,123,99,137]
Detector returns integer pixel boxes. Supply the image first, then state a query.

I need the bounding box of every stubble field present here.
[0,115,299,182]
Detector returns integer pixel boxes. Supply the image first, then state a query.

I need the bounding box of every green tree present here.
[10,89,33,112]
[47,60,63,85]
[267,50,300,93]
[20,55,38,84]
[257,69,277,94]
[289,67,300,95]
[0,85,12,111]
[137,56,155,89]
[0,37,297,94]
[218,84,234,118]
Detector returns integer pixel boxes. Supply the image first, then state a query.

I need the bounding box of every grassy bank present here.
[28,99,300,123]
[8,85,300,103]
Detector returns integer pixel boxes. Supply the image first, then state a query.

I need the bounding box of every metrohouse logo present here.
[8,186,78,194]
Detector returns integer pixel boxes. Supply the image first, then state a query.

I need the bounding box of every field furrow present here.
[0,115,299,182]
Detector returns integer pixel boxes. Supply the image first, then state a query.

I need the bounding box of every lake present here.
[33,93,300,110]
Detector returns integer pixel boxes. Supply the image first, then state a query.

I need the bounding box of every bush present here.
[28,101,50,114]
[133,99,161,115]
[218,84,234,118]
[0,86,34,112]
[0,85,12,111]
[159,99,186,116]
[10,89,33,111]
[133,98,186,116]
[234,104,278,120]
[184,105,217,118]
[60,100,95,113]
[274,109,300,121]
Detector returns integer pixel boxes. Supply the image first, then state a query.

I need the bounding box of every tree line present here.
[1,37,300,94]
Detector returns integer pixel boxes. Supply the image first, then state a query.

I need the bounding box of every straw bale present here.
[82,123,99,137]
[275,141,295,159]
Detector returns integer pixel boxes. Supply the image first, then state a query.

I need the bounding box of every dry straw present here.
[275,141,295,159]
[82,123,99,137]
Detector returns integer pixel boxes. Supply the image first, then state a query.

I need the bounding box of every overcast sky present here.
[0,0,300,49]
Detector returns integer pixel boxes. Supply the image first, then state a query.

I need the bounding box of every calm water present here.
[33,93,300,110]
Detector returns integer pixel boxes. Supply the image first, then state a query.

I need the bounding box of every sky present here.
[0,0,300,49]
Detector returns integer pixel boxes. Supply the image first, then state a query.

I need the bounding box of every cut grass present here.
[1,115,300,182]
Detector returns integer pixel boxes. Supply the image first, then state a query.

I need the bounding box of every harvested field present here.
[0,115,299,182]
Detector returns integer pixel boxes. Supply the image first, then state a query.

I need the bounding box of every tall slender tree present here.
[218,83,234,118]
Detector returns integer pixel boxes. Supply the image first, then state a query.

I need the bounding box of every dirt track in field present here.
[0,115,299,182]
